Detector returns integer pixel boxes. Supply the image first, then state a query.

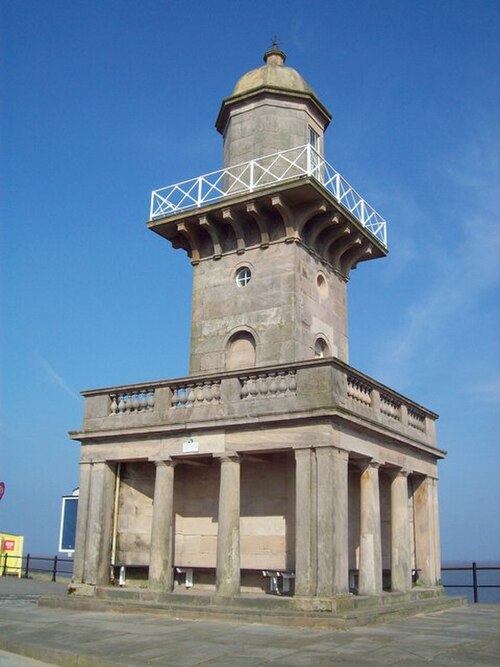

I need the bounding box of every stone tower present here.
[71,48,446,614]
[149,45,386,374]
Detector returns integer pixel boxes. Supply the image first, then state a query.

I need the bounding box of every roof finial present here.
[264,38,286,66]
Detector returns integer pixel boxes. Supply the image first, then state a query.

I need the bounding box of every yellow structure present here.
[0,533,24,578]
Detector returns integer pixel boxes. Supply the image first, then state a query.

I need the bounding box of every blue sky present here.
[1,0,498,560]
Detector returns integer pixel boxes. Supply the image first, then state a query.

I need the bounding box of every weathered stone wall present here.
[222,98,325,167]
[189,242,348,374]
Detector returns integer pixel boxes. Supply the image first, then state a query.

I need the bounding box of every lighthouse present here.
[71,47,445,614]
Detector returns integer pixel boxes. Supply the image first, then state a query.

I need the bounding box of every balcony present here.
[150,145,387,249]
[75,358,439,456]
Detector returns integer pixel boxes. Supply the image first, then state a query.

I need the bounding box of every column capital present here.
[386,466,411,479]
[314,444,350,462]
[293,445,313,453]
[212,451,240,463]
[149,457,176,468]
[357,458,383,472]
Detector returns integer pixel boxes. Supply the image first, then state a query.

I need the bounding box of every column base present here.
[67,582,97,597]
[290,594,353,613]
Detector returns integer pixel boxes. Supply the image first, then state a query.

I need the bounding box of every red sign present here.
[0,482,4,501]
[3,540,15,551]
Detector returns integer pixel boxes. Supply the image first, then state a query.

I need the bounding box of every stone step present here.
[39,592,466,630]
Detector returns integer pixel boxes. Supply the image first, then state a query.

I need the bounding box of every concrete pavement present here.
[0,579,499,666]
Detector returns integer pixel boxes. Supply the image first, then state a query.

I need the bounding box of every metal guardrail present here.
[442,562,500,603]
[150,144,388,247]
[1,553,73,582]
[3,555,497,601]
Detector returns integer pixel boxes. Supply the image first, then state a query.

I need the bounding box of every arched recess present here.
[314,336,330,358]
[226,330,257,370]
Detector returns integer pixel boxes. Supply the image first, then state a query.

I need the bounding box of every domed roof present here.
[215,46,331,134]
[232,47,315,97]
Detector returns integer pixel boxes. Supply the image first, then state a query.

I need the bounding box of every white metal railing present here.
[150,145,387,247]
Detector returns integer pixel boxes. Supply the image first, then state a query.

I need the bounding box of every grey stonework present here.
[70,47,445,606]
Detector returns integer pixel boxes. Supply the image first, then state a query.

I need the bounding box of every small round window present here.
[235,267,251,287]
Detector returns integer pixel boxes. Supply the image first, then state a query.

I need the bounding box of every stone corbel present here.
[323,225,352,263]
[331,234,362,273]
[308,214,340,251]
[176,222,201,265]
[339,241,373,277]
[199,214,222,259]
[271,194,295,241]
[222,207,246,254]
[295,201,328,237]
[246,201,270,247]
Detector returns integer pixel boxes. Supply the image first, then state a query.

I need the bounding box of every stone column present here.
[82,461,116,586]
[294,447,317,596]
[215,453,240,597]
[413,475,436,586]
[316,446,349,596]
[431,476,442,585]
[358,460,383,596]
[390,468,412,592]
[148,458,176,591]
[72,462,92,583]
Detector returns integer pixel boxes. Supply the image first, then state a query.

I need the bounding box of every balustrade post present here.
[52,555,58,582]
[400,403,408,427]
[24,553,30,579]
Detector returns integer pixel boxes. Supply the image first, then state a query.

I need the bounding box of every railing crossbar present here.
[150,144,388,247]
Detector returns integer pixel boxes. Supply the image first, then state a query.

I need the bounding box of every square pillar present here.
[148,458,176,591]
[358,460,383,596]
[294,447,317,596]
[72,462,92,584]
[80,461,116,586]
[389,468,412,592]
[413,475,437,586]
[316,446,349,596]
[432,476,442,584]
[215,453,240,597]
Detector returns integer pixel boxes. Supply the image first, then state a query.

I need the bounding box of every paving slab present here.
[0,585,498,667]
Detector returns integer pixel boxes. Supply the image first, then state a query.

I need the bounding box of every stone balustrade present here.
[79,359,437,448]
[408,407,426,432]
[240,370,297,399]
[346,375,372,407]
[379,392,401,421]
[109,389,155,415]
[170,380,221,408]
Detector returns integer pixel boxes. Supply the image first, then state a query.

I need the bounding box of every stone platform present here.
[39,585,464,630]
[0,593,497,666]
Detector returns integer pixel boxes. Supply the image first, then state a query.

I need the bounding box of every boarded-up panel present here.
[174,462,219,568]
[116,462,155,566]
[348,468,360,570]
[240,453,294,570]
[379,472,391,570]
